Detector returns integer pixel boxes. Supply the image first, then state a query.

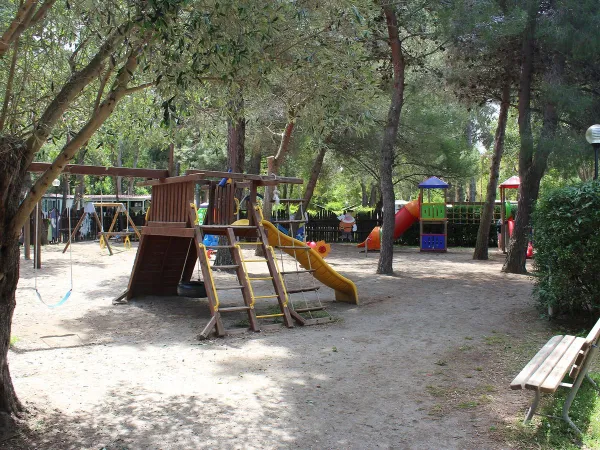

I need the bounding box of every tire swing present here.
[33,188,74,308]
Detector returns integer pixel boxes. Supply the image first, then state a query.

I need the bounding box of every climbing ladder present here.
[270,197,333,325]
[189,204,304,339]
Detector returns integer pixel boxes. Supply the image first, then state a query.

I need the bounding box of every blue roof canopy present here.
[418,176,449,189]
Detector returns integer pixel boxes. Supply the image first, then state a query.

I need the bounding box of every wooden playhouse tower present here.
[118,170,358,339]
[418,176,449,252]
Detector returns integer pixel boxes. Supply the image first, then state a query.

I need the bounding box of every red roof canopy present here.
[500,176,520,189]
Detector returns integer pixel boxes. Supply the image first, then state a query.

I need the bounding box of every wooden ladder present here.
[189,205,297,339]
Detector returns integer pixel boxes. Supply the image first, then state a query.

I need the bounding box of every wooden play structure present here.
[116,170,358,339]
[62,202,140,255]
[418,176,449,252]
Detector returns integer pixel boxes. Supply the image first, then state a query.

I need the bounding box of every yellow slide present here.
[261,220,358,304]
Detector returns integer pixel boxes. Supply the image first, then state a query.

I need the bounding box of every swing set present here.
[62,201,140,255]
[25,162,169,308]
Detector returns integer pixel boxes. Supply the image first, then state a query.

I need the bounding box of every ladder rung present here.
[241,259,267,263]
[277,246,311,250]
[248,277,273,281]
[256,313,284,319]
[294,306,325,313]
[237,241,262,245]
[286,287,320,294]
[212,264,239,269]
[253,294,279,299]
[219,306,251,312]
[215,285,244,291]
[281,269,316,275]
[206,245,234,249]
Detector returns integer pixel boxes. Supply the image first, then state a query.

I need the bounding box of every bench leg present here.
[585,373,600,392]
[524,391,540,423]
[562,345,598,436]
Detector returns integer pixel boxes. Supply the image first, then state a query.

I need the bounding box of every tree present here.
[0,0,287,420]
[502,0,600,273]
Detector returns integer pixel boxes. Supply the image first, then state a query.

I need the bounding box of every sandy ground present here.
[5,241,549,449]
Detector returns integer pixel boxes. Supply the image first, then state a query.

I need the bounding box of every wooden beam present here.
[141,226,196,238]
[27,162,169,178]
[138,170,303,187]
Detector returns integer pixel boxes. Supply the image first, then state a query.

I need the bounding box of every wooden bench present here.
[511,318,600,435]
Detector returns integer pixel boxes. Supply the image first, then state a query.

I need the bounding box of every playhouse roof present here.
[500,176,520,189]
[418,176,449,189]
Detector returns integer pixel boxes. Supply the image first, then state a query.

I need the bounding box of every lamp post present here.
[586,125,600,180]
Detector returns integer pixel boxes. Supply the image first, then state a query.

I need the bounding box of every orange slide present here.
[357,200,420,250]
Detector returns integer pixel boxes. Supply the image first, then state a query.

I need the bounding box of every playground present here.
[6,240,550,449]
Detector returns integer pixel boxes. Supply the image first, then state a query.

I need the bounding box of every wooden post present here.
[24,213,31,260]
[168,143,175,177]
[34,202,41,269]
[63,211,87,253]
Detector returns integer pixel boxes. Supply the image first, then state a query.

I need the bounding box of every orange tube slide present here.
[357,199,420,250]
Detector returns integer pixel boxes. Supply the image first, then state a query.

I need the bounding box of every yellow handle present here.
[124,235,131,250]
[145,207,151,222]
[233,197,240,215]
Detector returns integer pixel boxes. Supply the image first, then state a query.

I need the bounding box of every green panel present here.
[433,205,445,219]
[421,204,433,218]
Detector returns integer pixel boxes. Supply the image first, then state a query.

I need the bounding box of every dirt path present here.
[6,242,545,449]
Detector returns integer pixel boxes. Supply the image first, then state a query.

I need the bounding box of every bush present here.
[533,181,600,316]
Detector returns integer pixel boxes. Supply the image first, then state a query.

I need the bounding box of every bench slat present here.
[510,335,563,390]
[539,337,586,393]
[525,335,576,390]
[586,317,600,346]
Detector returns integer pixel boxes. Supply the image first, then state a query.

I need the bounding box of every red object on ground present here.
[357,199,420,250]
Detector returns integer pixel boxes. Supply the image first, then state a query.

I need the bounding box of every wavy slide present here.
[357,199,420,251]
[261,220,359,305]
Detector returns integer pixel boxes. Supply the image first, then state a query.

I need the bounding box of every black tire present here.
[177,281,207,298]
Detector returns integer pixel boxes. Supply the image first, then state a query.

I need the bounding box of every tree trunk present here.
[295,146,327,219]
[226,88,245,173]
[503,1,538,274]
[503,51,563,273]
[12,47,143,235]
[455,183,464,202]
[369,183,377,207]
[0,136,29,417]
[0,37,19,131]
[262,118,295,223]
[360,180,368,207]
[473,83,510,260]
[377,4,405,275]
[468,177,477,202]
[216,88,246,267]
[248,145,261,175]
[128,146,140,195]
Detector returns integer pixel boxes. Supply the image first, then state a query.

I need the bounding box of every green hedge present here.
[533,182,600,316]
